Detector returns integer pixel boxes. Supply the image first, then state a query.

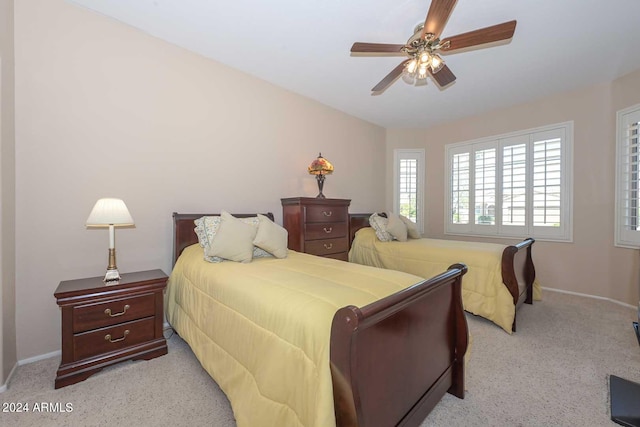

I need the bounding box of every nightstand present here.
[54,269,168,389]
[281,197,351,261]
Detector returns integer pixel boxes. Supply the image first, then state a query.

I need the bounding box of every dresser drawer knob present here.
[323,227,333,233]
[105,330,129,343]
[322,211,333,217]
[324,243,333,250]
[105,304,130,317]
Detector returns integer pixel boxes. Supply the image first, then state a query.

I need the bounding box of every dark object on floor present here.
[610,374,640,427]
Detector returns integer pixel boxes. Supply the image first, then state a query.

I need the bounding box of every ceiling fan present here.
[350,0,517,93]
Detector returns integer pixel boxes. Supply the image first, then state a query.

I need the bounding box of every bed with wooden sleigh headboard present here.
[348,213,537,333]
[167,212,469,427]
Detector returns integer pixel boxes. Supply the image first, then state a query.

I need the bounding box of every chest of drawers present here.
[281,197,351,261]
[54,269,168,388]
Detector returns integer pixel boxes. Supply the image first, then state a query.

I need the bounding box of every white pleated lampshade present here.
[86,198,134,227]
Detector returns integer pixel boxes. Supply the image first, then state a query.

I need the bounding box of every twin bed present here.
[348,214,538,333]
[166,212,470,427]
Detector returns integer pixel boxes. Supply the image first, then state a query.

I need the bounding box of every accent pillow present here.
[386,213,408,242]
[369,213,393,242]
[195,215,272,262]
[399,215,421,239]
[205,211,258,263]
[253,214,288,259]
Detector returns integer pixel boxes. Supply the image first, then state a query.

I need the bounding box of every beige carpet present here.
[2,290,639,426]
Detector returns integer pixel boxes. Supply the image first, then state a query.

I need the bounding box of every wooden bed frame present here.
[172,212,469,427]
[349,213,536,332]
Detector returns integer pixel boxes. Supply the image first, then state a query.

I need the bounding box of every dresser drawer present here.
[73,317,156,361]
[304,222,348,240]
[73,293,156,333]
[305,205,348,223]
[305,238,349,256]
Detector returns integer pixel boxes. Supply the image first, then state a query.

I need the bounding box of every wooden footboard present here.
[330,264,468,427]
[348,213,536,332]
[501,238,536,331]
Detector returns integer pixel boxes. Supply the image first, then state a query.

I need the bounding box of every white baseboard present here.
[542,286,637,310]
[0,362,18,393]
[0,350,61,393]
[18,350,61,366]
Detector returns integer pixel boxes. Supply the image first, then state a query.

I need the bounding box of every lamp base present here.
[316,174,326,199]
[103,268,121,283]
[104,248,121,283]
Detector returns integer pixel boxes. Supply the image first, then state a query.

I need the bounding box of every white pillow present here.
[195,215,272,262]
[205,211,258,263]
[253,214,288,259]
[399,215,421,239]
[369,213,393,242]
[386,213,408,242]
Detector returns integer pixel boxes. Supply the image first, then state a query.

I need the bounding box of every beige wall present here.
[0,0,17,386]
[386,69,640,307]
[13,0,386,359]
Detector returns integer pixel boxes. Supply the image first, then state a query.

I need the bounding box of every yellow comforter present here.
[349,228,540,333]
[165,244,426,427]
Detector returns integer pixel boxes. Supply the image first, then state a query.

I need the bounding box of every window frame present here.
[445,122,573,242]
[393,149,425,234]
[615,103,640,248]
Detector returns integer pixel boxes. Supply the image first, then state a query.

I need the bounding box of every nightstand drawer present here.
[304,222,348,240]
[74,317,155,361]
[305,205,348,223]
[73,293,156,333]
[305,238,349,256]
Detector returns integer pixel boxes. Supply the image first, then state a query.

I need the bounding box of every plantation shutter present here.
[399,158,418,223]
[449,150,470,228]
[529,128,568,239]
[474,148,496,226]
[616,106,640,247]
[446,121,572,241]
[394,149,425,233]
[500,135,529,236]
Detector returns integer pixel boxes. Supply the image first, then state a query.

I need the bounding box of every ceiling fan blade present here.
[429,64,456,87]
[372,60,410,92]
[351,42,405,54]
[421,0,458,40]
[441,20,517,52]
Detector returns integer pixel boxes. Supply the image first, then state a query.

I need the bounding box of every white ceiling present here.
[68,0,640,129]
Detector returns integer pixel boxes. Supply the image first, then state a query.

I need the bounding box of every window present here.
[615,104,640,248]
[394,149,425,233]
[445,122,573,241]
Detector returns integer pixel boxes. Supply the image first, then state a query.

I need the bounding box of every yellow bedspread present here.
[165,244,426,427]
[349,228,540,333]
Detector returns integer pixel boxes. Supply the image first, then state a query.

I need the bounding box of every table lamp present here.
[86,198,134,283]
[308,153,334,198]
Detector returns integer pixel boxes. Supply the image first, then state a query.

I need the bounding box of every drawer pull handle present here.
[105,330,129,343]
[322,211,333,217]
[105,304,130,317]
[324,243,333,250]
[323,227,333,233]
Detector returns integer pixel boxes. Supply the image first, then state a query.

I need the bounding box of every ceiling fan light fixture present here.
[418,64,429,79]
[430,54,445,73]
[406,58,418,74]
[401,71,417,85]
